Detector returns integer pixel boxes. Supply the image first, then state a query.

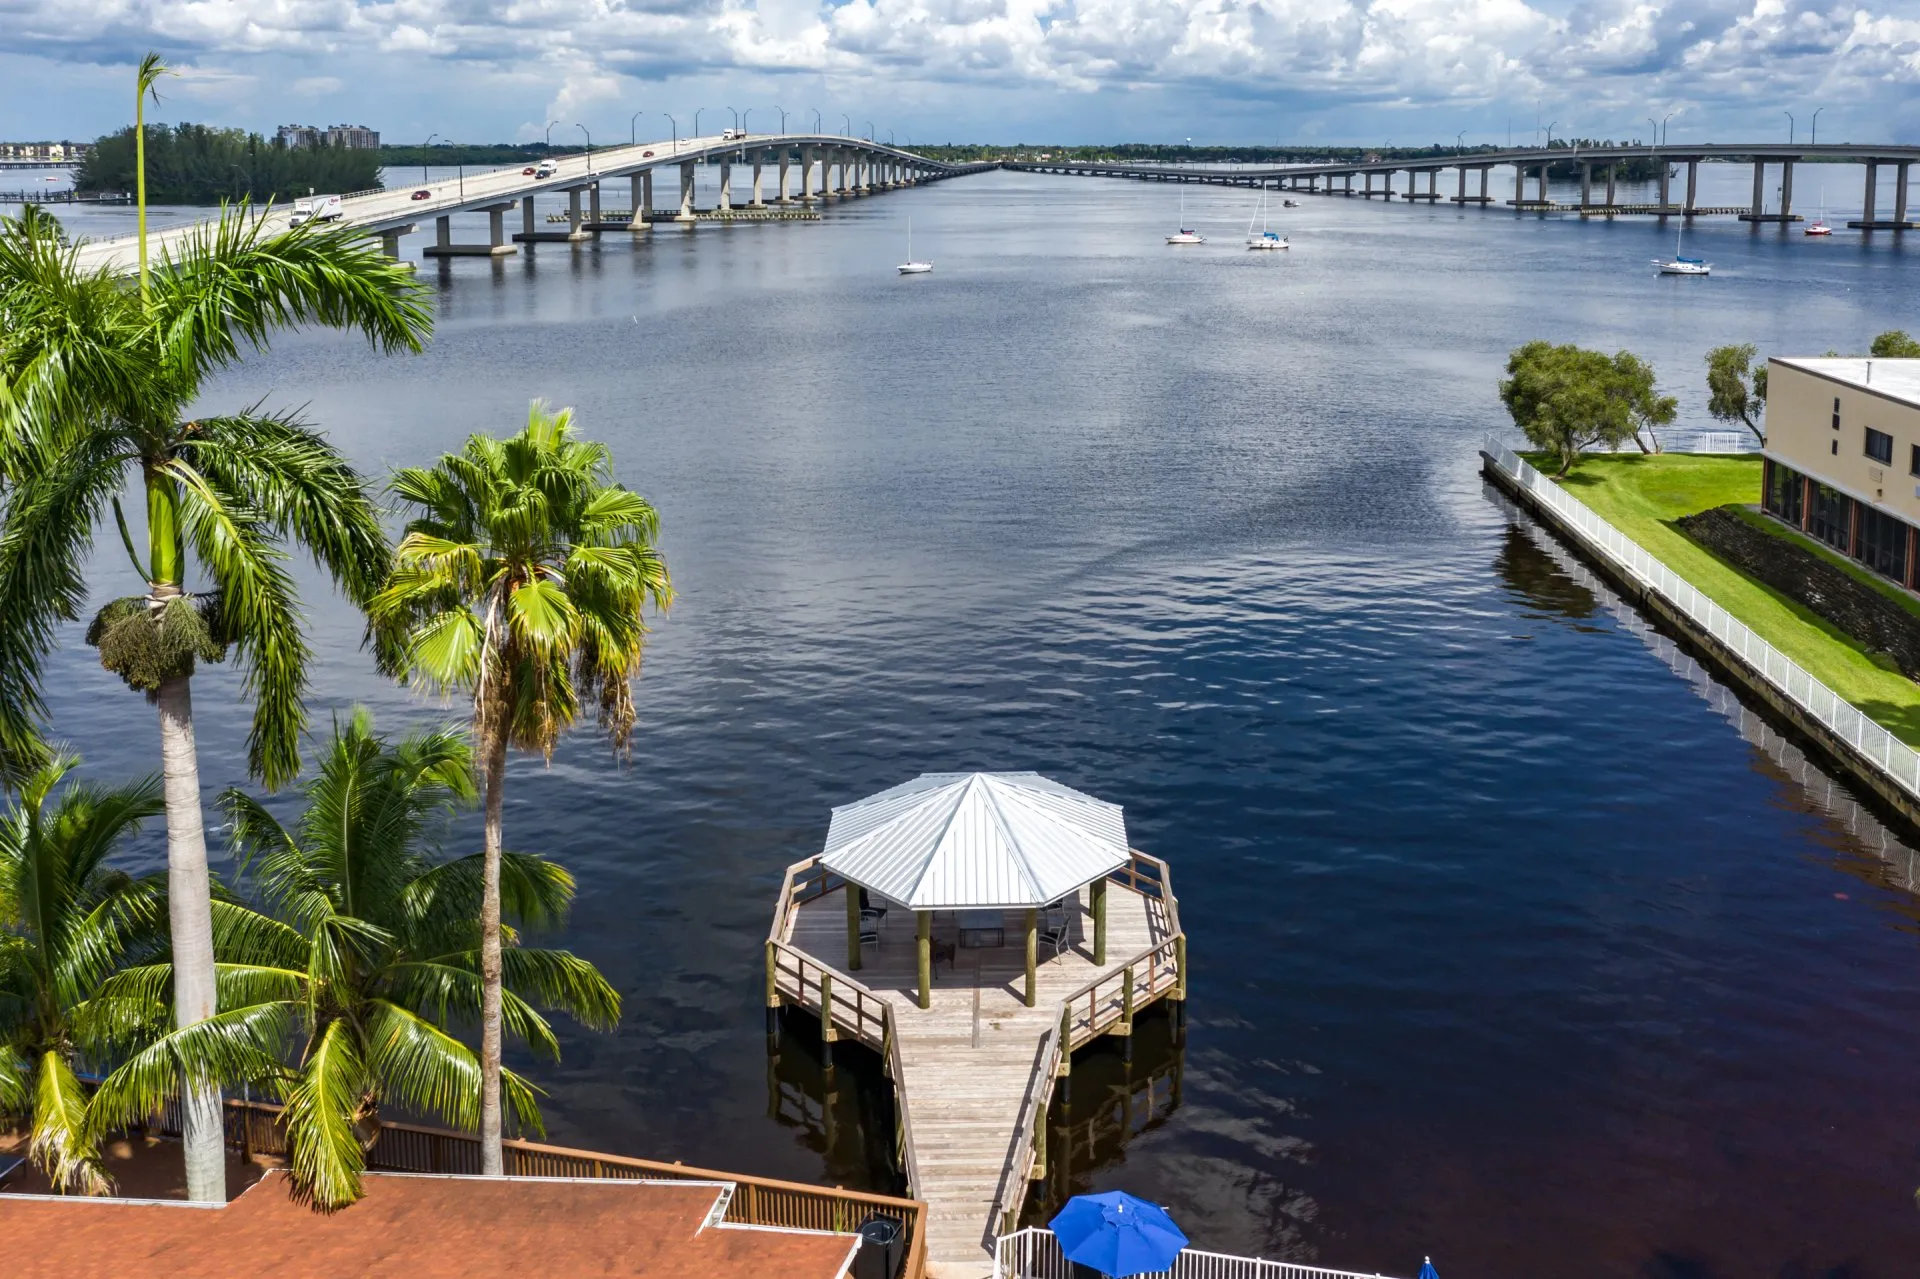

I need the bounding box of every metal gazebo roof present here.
[819,772,1129,910]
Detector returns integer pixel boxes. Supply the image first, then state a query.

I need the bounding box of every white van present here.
[721,128,747,141]
[534,160,558,179]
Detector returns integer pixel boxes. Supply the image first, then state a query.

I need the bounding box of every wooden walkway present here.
[768,854,1185,1278]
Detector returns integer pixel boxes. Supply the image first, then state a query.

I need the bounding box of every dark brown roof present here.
[2,1171,861,1278]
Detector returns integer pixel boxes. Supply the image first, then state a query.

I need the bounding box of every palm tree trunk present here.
[154,671,225,1203]
[478,725,507,1175]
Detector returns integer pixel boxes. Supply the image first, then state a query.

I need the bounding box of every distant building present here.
[1762,357,1920,589]
[324,123,379,149]
[277,124,378,150]
[0,140,90,162]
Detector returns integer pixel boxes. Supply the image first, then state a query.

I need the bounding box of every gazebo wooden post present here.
[916,911,931,1009]
[845,883,862,971]
[1091,877,1108,965]
[1024,908,1038,1008]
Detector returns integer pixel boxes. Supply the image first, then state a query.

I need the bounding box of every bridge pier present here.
[1685,158,1700,215]
[677,160,697,223]
[629,171,651,232]
[379,224,415,261]
[1404,168,1440,201]
[1849,160,1916,230]
[718,158,732,212]
[423,205,517,257]
[798,148,815,202]
[1605,163,1617,207]
[778,151,791,203]
[1741,156,1801,222]
[751,155,764,207]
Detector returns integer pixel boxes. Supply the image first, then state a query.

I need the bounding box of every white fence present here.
[993,1229,1405,1279]
[1484,437,1920,799]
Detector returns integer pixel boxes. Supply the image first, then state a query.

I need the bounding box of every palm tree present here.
[88,711,619,1210]
[0,755,164,1194]
[368,402,669,1174]
[0,188,431,1204]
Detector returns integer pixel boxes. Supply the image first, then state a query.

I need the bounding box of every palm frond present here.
[31,1049,110,1194]
[88,1001,292,1136]
[283,1015,370,1211]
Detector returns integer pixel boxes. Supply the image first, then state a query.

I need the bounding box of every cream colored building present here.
[1762,357,1920,588]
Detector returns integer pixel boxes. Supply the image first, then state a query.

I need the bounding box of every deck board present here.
[784,885,1165,1277]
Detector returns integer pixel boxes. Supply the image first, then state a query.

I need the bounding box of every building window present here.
[1832,439,1839,455]
[1833,397,1842,431]
[1809,483,1853,553]
[1866,427,1894,464]
[1856,504,1910,583]
[1764,459,1805,526]
[1912,444,1920,477]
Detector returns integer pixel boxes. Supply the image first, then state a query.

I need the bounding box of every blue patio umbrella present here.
[1048,1190,1189,1277]
[1418,1259,1440,1279]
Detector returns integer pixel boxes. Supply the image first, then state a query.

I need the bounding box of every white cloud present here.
[5,0,1918,140]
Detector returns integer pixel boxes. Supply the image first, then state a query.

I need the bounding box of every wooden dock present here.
[767,853,1186,1278]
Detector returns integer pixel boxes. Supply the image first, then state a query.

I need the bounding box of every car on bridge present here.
[411,189,431,201]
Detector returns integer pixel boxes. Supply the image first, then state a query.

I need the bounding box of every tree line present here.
[76,123,381,204]
[1503,330,1920,475]
[2,57,669,1211]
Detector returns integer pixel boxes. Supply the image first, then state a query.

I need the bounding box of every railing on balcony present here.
[994,1228,1406,1279]
[150,1095,929,1277]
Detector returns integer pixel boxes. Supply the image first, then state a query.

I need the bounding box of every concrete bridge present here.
[70,134,993,273]
[1009,142,1920,228]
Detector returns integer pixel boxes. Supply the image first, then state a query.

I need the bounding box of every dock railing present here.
[148,1095,928,1274]
[985,850,1186,1239]
[1484,436,1920,799]
[994,1228,1404,1279]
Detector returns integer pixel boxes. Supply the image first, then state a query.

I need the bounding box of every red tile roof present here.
[2,1171,862,1279]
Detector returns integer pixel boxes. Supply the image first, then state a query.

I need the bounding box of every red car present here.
[642,150,654,158]
[411,189,431,200]
[523,166,537,175]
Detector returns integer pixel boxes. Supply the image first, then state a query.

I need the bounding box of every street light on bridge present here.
[544,120,560,148]
[1784,111,1795,144]
[694,108,706,137]
[776,106,788,134]
[1661,111,1676,144]
[842,114,851,137]
[811,108,822,132]
[728,107,739,131]
[742,109,752,133]
[1544,121,1558,148]
[422,133,439,183]
[578,123,593,173]
[631,110,643,147]
[664,113,678,153]
[866,120,875,140]
[1811,107,1823,144]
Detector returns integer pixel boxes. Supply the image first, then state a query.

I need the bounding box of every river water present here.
[34,168,1920,1277]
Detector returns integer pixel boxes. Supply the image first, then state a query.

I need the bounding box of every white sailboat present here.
[1167,189,1205,244]
[1806,182,1833,235]
[1246,188,1289,250]
[897,216,932,274]
[1653,223,1710,275]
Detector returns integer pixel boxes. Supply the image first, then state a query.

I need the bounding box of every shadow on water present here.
[763,1009,908,1196]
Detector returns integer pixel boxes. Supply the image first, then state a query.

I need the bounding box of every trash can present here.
[852,1214,905,1279]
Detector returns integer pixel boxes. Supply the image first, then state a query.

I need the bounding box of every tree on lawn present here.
[1705,343,1767,441]
[367,403,670,1176]
[1870,331,1920,358]
[1501,341,1643,476]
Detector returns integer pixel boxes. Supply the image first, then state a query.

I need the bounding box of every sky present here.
[3,0,1918,147]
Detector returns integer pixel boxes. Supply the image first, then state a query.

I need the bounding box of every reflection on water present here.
[764,1012,908,1196]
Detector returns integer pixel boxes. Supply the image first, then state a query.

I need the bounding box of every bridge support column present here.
[1605,163,1616,207]
[858,155,871,193]
[1536,164,1549,206]
[1781,159,1794,219]
[1580,162,1592,208]
[1658,160,1672,213]
[778,151,791,202]
[629,171,650,232]
[1898,162,1911,224]
[379,226,411,260]
[751,155,764,206]
[1481,166,1490,201]
[1750,160,1765,217]
[1685,159,1699,214]
[798,148,813,202]
[588,180,602,229]
[423,207,517,257]
[718,158,732,211]
[1511,162,1526,207]
[677,160,697,222]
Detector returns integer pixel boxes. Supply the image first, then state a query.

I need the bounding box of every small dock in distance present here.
[767,851,1186,1278]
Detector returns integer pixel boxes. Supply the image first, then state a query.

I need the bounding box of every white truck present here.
[289,194,344,227]
[534,160,558,178]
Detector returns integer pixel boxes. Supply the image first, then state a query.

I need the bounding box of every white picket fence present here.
[1484,436,1920,799]
[993,1228,1406,1279]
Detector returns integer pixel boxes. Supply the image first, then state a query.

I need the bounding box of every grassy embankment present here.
[1527,451,1920,745]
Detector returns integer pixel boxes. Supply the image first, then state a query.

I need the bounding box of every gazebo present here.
[818,771,1131,1009]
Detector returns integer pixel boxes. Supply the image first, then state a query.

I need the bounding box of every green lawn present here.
[1523,451,1920,745]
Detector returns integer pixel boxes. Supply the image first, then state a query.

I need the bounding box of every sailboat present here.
[897,216,932,274]
[1806,182,1833,235]
[1246,189,1289,250]
[1167,189,1205,244]
[1653,223,1710,275]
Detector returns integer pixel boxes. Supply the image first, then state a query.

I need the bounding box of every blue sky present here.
[4,0,1917,147]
